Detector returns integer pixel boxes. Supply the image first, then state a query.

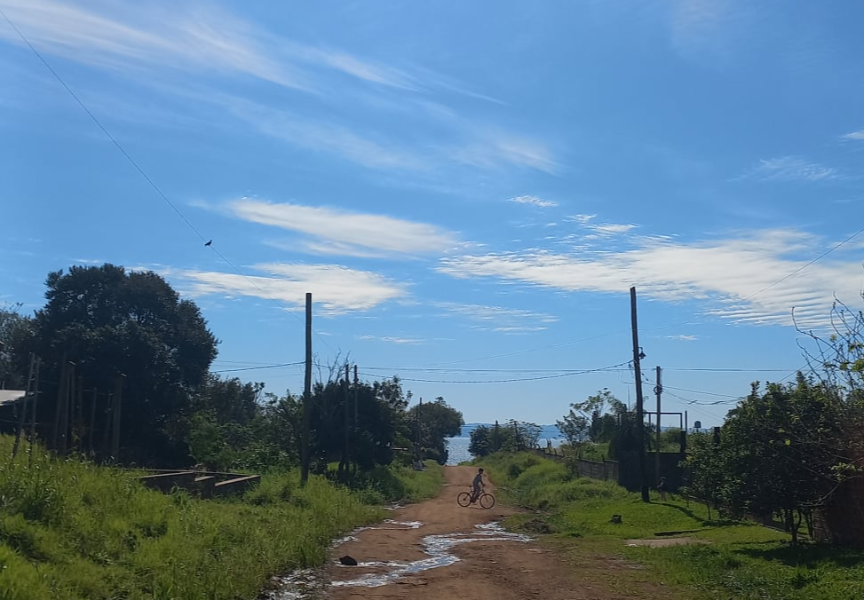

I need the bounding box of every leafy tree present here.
[468,425,492,457]
[681,432,727,519]
[407,397,463,465]
[719,378,853,544]
[27,265,217,466]
[556,410,589,448]
[192,375,263,426]
[0,302,34,389]
[503,419,541,450]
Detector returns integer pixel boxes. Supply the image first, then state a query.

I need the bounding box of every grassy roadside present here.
[0,436,443,600]
[477,452,864,600]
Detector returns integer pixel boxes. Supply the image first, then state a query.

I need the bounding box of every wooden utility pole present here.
[353,364,358,423]
[101,393,113,460]
[28,358,41,462]
[59,364,74,456]
[300,292,312,485]
[110,375,123,463]
[630,286,650,503]
[52,357,68,450]
[655,366,662,484]
[342,363,350,477]
[415,397,423,462]
[76,375,84,449]
[89,388,98,456]
[12,353,36,459]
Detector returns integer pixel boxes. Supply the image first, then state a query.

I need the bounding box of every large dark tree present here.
[28,264,217,466]
[407,397,463,465]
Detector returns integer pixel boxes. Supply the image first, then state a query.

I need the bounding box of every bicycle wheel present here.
[457,492,472,507]
[479,493,495,509]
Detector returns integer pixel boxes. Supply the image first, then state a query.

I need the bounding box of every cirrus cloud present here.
[437,229,864,328]
[230,199,460,258]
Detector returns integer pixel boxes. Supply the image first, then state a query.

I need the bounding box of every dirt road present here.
[323,466,595,600]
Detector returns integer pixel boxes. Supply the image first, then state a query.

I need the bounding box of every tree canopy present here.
[25,265,218,465]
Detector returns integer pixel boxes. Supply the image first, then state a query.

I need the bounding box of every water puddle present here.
[332,522,530,589]
[265,522,530,598]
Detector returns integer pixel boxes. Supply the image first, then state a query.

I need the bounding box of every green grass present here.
[475,451,864,600]
[0,436,443,600]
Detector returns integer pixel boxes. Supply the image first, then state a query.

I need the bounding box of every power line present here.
[0,8,339,357]
[211,361,304,374]
[739,224,864,304]
[358,360,632,385]
[0,8,208,244]
[662,384,740,399]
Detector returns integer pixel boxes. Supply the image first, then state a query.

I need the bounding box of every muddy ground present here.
[311,466,670,600]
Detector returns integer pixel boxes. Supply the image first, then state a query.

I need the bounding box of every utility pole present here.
[415,397,423,463]
[52,356,68,450]
[300,293,312,485]
[111,375,123,463]
[12,353,36,459]
[342,363,350,478]
[630,286,650,503]
[354,364,360,473]
[28,357,41,463]
[59,364,74,456]
[89,387,98,456]
[655,366,662,485]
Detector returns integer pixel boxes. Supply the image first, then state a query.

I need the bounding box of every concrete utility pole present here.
[630,286,650,503]
[301,293,313,485]
[655,366,662,484]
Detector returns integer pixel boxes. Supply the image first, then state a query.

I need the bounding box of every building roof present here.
[0,390,26,407]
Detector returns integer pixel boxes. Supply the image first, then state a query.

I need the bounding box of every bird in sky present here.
[204,240,212,247]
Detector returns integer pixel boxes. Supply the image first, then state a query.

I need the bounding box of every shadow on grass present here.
[736,542,864,569]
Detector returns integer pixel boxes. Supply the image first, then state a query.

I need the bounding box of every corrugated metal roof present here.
[0,390,26,406]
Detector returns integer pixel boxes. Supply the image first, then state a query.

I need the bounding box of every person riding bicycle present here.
[470,468,485,503]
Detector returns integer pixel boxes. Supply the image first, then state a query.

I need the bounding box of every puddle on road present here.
[265,522,530,598]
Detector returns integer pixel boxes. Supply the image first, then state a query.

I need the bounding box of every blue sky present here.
[2,0,864,428]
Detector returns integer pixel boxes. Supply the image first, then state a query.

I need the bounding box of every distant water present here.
[446,437,473,466]
[446,428,565,466]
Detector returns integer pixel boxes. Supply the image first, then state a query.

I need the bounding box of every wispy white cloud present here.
[667,334,699,342]
[0,2,557,176]
[842,130,864,141]
[0,0,448,95]
[171,263,407,314]
[358,335,424,345]
[509,195,558,208]
[436,302,557,333]
[742,156,839,182]
[450,132,559,174]
[0,0,311,90]
[438,229,863,328]
[568,214,637,237]
[230,199,459,258]
[588,223,637,236]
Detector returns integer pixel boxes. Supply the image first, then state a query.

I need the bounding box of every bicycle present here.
[457,487,496,509]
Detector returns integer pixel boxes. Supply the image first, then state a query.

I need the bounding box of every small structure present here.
[138,469,261,499]
[0,390,26,434]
